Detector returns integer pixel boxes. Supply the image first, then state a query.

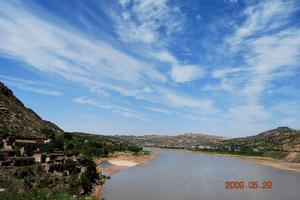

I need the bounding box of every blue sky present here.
[0,0,300,136]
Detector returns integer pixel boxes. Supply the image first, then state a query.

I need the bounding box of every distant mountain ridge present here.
[0,81,63,137]
[222,126,300,162]
[121,127,300,162]
[118,133,228,148]
[223,127,300,151]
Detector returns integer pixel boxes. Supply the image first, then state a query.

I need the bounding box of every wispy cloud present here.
[0,0,215,119]
[171,64,205,83]
[0,0,166,84]
[74,96,151,121]
[147,107,170,114]
[162,90,217,113]
[212,67,248,79]
[226,0,300,100]
[152,50,206,83]
[0,75,62,96]
[207,0,300,133]
[113,0,184,45]
[0,0,299,135]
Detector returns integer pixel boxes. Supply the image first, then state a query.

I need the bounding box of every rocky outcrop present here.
[284,152,300,163]
[0,82,63,136]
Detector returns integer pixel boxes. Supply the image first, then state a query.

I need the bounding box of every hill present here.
[119,133,228,148]
[0,81,63,137]
[120,127,300,162]
[0,82,143,200]
[223,127,300,151]
[221,127,300,161]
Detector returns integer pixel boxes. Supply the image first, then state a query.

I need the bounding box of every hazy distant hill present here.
[0,81,63,137]
[119,133,229,148]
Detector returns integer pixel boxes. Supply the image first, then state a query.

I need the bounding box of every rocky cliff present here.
[0,81,63,136]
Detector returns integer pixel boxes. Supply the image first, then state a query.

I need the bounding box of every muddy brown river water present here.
[103,148,300,200]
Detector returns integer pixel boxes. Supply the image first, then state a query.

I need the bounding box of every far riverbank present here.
[187,150,300,172]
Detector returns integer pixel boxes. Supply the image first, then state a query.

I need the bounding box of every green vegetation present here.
[0,132,142,199]
[64,132,142,157]
[188,127,300,160]
[120,133,226,148]
[0,81,144,199]
[0,181,98,200]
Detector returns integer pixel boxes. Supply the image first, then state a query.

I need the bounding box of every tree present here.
[64,159,78,175]
[63,132,73,140]
[53,135,64,150]
[40,144,53,153]
[41,128,55,140]
[80,173,92,194]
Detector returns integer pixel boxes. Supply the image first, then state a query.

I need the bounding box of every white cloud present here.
[118,0,130,7]
[0,1,166,84]
[0,0,215,119]
[151,50,207,84]
[162,90,216,112]
[212,67,248,78]
[227,0,295,48]
[0,1,214,116]
[74,96,150,121]
[217,0,300,100]
[171,64,205,83]
[205,0,300,134]
[74,96,111,110]
[228,0,238,3]
[114,0,184,44]
[147,107,170,114]
[0,1,170,102]
[3,0,298,135]
[202,79,235,92]
[151,51,178,63]
[0,75,62,96]
[225,104,271,135]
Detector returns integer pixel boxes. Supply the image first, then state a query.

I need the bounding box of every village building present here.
[54,156,65,164]
[1,135,52,151]
[33,152,47,163]
[0,134,85,179]
[2,136,14,150]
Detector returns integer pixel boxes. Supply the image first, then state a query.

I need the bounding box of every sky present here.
[0,0,300,137]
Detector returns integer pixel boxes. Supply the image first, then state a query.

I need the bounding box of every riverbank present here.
[91,151,158,199]
[101,151,158,174]
[189,150,300,172]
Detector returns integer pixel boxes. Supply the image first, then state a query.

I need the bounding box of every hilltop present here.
[221,127,300,161]
[0,82,63,137]
[223,127,300,151]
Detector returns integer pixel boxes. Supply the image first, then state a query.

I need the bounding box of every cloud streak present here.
[114,0,184,45]
[74,96,151,121]
[0,0,216,120]
[0,0,299,135]
[0,75,62,96]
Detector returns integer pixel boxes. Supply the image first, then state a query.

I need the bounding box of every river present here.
[102,148,300,200]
